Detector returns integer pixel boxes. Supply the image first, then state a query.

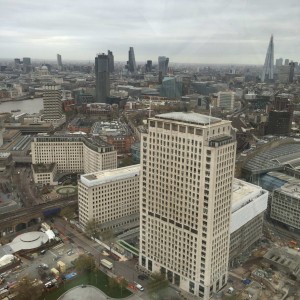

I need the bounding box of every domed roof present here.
[41,65,48,70]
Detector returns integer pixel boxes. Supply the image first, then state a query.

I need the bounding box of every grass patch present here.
[41,270,132,300]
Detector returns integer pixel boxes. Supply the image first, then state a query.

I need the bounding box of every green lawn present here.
[41,270,132,300]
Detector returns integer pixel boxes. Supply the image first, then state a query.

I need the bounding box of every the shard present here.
[261,35,274,82]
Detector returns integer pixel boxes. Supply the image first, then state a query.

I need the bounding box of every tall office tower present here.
[43,85,66,128]
[158,56,169,75]
[278,62,295,83]
[275,58,283,67]
[107,50,114,73]
[14,58,21,69]
[261,35,274,83]
[145,60,152,72]
[95,53,110,103]
[127,47,137,73]
[288,62,295,83]
[23,57,31,73]
[284,58,289,66]
[139,112,236,299]
[57,54,63,70]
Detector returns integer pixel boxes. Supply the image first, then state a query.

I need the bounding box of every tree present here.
[85,218,99,239]
[14,276,43,300]
[75,254,96,273]
[119,277,128,296]
[147,272,169,298]
[108,277,119,290]
[99,228,115,252]
[60,206,76,220]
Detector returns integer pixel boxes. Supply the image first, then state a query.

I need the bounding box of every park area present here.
[42,270,132,300]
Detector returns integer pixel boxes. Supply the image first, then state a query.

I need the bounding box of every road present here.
[264,219,300,246]
[53,218,180,300]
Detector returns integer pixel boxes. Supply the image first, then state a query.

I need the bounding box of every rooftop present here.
[80,165,140,187]
[32,163,56,173]
[155,112,222,125]
[232,179,265,212]
[243,142,300,174]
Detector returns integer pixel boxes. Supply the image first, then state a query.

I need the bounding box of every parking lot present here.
[2,240,81,286]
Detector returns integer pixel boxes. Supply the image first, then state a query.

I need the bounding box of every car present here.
[40,250,46,255]
[134,282,144,291]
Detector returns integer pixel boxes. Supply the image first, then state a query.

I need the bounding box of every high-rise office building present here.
[284,58,289,66]
[57,54,63,70]
[43,85,66,128]
[23,57,31,73]
[145,60,152,72]
[14,58,21,69]
[107,50,114,73]
[158,56,169,75]
[278,62,295,83]
[127,47,136,73]
[139,112,236,299]
[275,58,283,67]
[95,53,110,103]
[261,35,274,83]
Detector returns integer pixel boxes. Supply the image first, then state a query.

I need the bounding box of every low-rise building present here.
[229,179,268,263]
[31,135,117,184]
[32,163,57,186]
[78,165,140,232]
[271,181,300,231]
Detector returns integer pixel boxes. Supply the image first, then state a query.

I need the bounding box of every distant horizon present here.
[1,1,299,65]
[0,57,265,67]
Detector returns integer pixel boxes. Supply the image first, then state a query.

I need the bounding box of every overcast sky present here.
[1,0,299,64]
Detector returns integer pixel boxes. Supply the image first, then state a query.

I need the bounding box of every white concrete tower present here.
[139,112,236,299]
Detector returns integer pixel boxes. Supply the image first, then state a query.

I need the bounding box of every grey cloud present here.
[0,0,299,64]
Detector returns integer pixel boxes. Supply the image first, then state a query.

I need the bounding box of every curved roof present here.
[243,143,300,174]
[0,232,48,258]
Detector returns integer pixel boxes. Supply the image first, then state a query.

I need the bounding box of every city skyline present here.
[1,0,299,64]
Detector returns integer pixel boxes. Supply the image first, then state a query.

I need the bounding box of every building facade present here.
[78,165,140,229]
[31,135,117,177]
[261,35,274,83]
[217,92,235,111]
[229,179,268,263]
[160,76,182,99]
[107,50,114,73]
[95,54,110,103]
[43,85,66,128]
[127,47,137,73]
[158,56,169,75]
[271,182,300,230]
[139,112,236,299]
[57,54,63,70]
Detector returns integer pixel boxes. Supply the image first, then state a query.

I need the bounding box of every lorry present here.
[100,259,113,270]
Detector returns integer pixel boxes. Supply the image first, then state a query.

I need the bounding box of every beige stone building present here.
[78,165,140,230]
[43,85,66,128]
[139,112,236,299]
[31,135,117,184]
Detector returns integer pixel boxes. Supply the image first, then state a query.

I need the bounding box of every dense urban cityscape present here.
[1,1,300,300]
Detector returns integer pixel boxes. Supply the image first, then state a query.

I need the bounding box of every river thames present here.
[0,98,44,114]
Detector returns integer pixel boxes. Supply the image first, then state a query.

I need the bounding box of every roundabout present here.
[56,186,77,196]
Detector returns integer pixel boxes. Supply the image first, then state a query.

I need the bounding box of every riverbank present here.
[0,97,36,103]
[0,97,43,114]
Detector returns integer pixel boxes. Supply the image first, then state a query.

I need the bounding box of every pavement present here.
[52,218,181,300]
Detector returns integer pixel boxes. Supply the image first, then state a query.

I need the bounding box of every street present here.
[53,217,181,300]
